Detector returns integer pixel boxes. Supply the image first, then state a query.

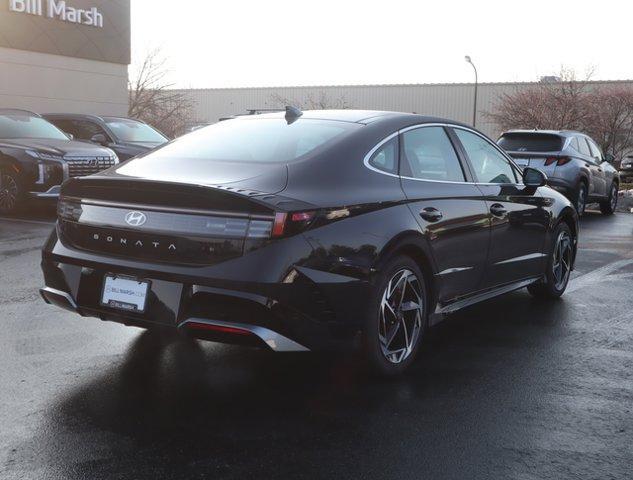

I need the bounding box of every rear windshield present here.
[139,118,357,164]
[498,133,563,152]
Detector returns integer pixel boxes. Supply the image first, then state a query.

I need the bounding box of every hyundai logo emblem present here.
[125,211,147,227]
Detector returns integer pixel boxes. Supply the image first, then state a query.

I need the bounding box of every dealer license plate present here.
[101,275,150,313]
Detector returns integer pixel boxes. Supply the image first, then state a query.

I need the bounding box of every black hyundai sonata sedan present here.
[40,109,578,375]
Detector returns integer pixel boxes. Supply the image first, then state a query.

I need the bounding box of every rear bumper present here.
[29,185,61,200]
[40,228,369,352]
[40,286,308,352]
[545,177,575,197]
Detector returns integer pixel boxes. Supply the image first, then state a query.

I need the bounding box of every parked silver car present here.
[498,130,620,215]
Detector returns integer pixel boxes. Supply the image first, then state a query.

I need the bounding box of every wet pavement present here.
[1,205,632,479]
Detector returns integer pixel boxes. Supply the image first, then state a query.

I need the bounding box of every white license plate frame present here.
[101,274,151,313]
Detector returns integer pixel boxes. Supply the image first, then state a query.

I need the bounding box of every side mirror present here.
[90,133,108,145]
[604,153,615,164]
[523,167,547,187]
[66,133,74,140]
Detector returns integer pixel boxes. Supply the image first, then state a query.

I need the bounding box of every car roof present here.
[44,113,145,124]
[503,129,583,137]
[234,109,472,128]
[0,108,40,117]
[44,113,106,122]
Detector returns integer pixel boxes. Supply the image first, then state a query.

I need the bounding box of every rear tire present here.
[600,182,618,215]
[575,182,587,216]
[0,169,24,215]
[528,223,574,299]
[361,255,428,376]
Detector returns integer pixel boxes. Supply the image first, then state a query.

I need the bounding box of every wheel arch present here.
[556,206,579,269]
[0,152,22,174]
[373,231,438,309]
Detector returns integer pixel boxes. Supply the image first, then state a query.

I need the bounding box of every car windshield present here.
[498,133,564,152]
[104,118,168,143]
[132,118,358,164]
[0,113,69,140]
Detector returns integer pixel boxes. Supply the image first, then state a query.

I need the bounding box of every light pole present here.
[465,55,478,127]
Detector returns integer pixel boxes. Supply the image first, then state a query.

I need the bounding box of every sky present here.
[131,0,630,89]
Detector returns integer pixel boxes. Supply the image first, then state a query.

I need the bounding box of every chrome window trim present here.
[363,123,526,187]
[363,131,400,178]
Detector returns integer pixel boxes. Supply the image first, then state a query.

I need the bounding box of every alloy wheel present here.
[552,231,573,291]
[577,186,586,214]
[610,184,618,211]
[0,173,18,213]
[378,269,424,364]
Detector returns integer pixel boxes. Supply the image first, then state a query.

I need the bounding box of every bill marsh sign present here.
[0,0,130,63]
[9,0,103,27]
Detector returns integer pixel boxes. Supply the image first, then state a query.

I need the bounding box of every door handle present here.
[420,207,443,222]
[490,203,508,217]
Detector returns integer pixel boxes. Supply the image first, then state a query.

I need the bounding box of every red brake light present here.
[187,322,252,336]
[271,211,317,238]
[544,156,571,167]
[291,212,316,222]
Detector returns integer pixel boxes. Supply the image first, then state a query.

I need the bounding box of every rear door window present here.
[400,126,465,182]
[577,137,592,157]
[587,139,603,162]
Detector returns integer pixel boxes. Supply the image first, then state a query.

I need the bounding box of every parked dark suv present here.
[40,109,579,375]
[0,109,118,214]
[44,114,168,161]
[498,130,619,215]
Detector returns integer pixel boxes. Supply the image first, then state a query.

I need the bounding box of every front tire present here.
[600,182,618,215]
[362,255,428,376]
[528,223,574,299]
[0,169,24,215]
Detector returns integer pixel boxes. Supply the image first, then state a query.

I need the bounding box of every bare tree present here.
[486,67,633,158]
[270,91,350,110]
[584,86,633,160]
[485,68,593,132]
[128,49,197,138]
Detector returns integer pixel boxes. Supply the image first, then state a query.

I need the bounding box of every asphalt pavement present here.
[1,205,632,480]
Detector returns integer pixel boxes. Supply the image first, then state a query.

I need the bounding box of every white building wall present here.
[179,80,633,139]
[0,46,128,116]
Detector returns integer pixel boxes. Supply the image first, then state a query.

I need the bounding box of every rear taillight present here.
[271,211,317,238]
[57,197,83,221]
[545,156,571,167]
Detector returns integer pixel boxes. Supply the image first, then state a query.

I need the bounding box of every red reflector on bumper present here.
[186,322,252,336]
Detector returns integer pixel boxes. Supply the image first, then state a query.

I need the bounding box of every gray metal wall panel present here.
[177,81,633,138]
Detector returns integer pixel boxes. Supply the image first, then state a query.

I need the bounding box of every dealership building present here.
[0,0,130,116]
